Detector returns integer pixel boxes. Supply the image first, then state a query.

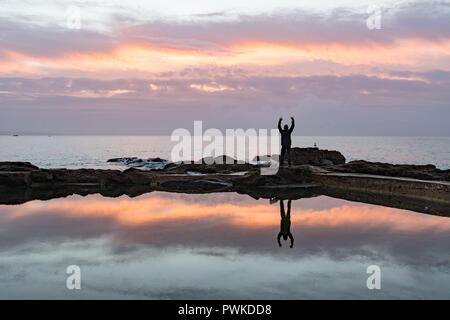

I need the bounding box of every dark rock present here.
[123,168,154,185]
[321,159,334,166]
[158,179,232,193]
[0,162,39,171]
[169,158,254,174]
[30,170,53,183]
[199,155,242,165]
[0,160,449,215]
[328,160,450,181]
[0,171,31,186]
[107,157,138,163]
[236,166,313,188]
[321,186,450,217]
[0,185,154,205]
[164,163,178,170]
[53,169,100,184]
[257,147,346,166]
[98,170,130,186]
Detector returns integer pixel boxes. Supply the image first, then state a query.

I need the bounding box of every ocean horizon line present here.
[1,134,450,138]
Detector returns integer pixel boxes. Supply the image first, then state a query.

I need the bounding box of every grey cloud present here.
[390,70,450,82]
[1,1,449,58]
[122,2,450,50]
[1,72,449,100]
[1,72,449,135]
[0,17,116,58]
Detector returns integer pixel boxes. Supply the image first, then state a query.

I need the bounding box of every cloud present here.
[0,1,449,135]
[122,3,450,49]
[1,71,449,135]
[1,71,449,101]
[389,69,450,82]
[1,2,450,77]
[1,193,449,269]
[0,18,116,59]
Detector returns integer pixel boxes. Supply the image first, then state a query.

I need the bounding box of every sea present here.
[0,135,449,169]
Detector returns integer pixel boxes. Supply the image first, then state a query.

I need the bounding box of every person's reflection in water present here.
[277,199,294,248]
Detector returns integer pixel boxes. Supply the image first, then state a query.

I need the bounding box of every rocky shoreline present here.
[0,147,449,216]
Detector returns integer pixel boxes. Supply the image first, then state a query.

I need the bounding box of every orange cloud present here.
[2,37,450,80]
[229,39,450,67]
[4,195,450,234]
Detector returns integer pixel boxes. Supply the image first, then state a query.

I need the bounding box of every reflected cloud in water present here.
[0,192,449,299]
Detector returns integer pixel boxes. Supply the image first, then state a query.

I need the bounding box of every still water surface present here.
[0,192,449,299]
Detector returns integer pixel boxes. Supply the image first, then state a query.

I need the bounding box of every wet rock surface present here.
[148,155,256,174]
[166,162,255,174]
[107,157,170,170]
[0,164,157,187]
[328,160,450,181]
[0,162,39,171]
[235,167,313,188]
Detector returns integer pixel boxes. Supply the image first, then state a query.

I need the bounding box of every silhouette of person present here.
[277,199,294,248]
[278,117,295,166]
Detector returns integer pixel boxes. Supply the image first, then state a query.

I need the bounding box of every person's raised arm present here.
[287,199,291,218]
[289,234,294,248]
[289,117,295,132]
[278,117,283,133]
[277,232,282,247]
[280,200,285,219]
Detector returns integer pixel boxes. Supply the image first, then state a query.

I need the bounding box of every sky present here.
[0,0,449,135]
